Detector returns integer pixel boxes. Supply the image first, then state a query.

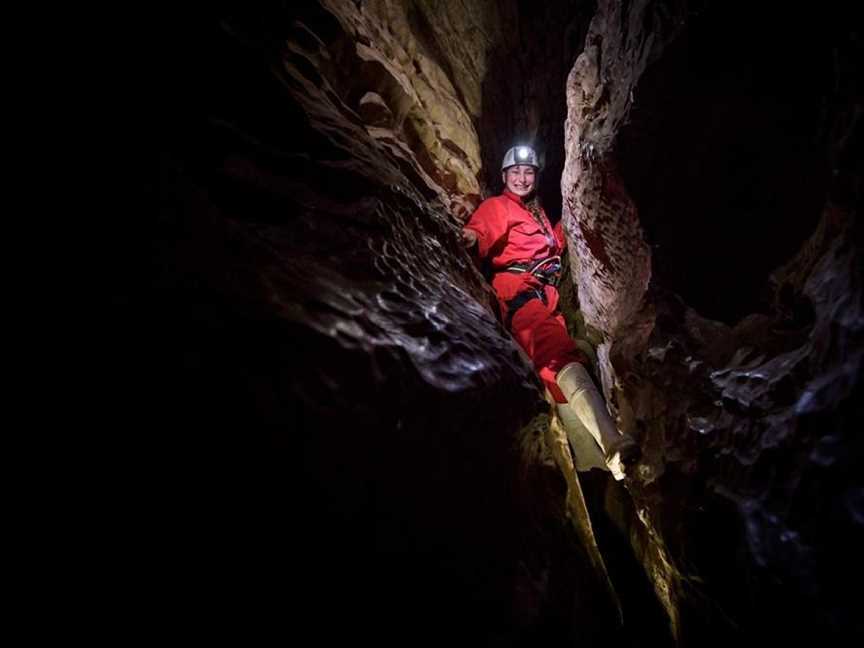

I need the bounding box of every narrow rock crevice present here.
[154,2,862,644]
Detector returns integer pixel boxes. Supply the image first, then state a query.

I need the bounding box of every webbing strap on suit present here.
[502,255,562,328]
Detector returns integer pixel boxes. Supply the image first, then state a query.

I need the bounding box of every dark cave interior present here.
[617,1,834,323]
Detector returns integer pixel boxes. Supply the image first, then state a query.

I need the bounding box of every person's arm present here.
[464,200,507,259]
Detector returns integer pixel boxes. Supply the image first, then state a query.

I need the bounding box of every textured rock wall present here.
[560,0,863,644]
[310,0,498,214]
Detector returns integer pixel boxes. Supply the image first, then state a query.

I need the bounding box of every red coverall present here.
[465,189,587,402]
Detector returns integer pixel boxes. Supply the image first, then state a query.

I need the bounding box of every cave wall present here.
[560,0,863,644]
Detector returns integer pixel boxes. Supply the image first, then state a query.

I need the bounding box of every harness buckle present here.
[529,255,562,286]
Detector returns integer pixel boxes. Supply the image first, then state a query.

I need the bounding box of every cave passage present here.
[155,2,861,646]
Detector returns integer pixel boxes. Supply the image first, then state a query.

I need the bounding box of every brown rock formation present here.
[561,1,862,645]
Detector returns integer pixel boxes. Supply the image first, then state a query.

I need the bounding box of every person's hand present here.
[461,228,478,248]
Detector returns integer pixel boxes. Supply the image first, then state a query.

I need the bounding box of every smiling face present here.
[502,164,537,198]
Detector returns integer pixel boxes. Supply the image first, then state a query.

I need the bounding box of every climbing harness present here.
[501,255,563,327]
[504,286,547,328]
[504,255,562,287]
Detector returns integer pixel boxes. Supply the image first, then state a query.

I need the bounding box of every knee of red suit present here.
[507,300,588,403]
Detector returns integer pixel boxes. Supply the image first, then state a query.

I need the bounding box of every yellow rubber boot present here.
[556,362,639,480]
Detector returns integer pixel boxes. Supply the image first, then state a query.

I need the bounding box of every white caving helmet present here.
[501,145,540,172]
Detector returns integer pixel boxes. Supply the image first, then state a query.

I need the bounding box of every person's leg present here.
[555,362,639,480]
[510,299,638,480]
[509,299,584,401]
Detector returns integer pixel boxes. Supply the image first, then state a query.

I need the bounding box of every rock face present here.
[154,1,861,645]
[561,0,862,644]
[304,0,496,211]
